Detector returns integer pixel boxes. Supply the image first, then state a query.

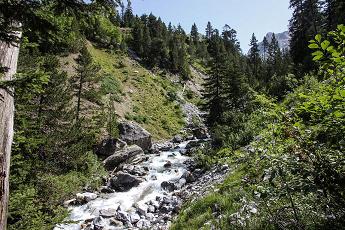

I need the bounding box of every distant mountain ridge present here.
[258,31,290,55]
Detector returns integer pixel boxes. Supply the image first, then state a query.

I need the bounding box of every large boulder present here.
[103,145,144,170]
[161,181,178,192]
[185,140,201,149]
[94,138,127,157]
[109,172,144,192]
[76,192,98,204]
[119,121,152,151]
[192,127,208,139]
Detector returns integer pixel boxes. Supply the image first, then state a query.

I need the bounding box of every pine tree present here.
[248,33,261,78]
[262,36,269,60]
[324,0,345,30]
[205,21,213,39]
[123,0,134,27]
[71,46,100,121]
[191,23,199,43]
[289,0,323,75]
[222,24,240,53]
[203,32,227,125]
[267,33,282,79]
[142,25,152,61]
[132,21,144,56]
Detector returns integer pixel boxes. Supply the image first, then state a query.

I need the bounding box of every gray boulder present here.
[115,210,130,223]
[136,219,151,229]
[185,140,201,149]
[94,138,127,157]
[172,135,183,143]
[110,218,124,227]
[119,121,152,151]
[103,145,144,170]
[181,171,196,183]
[99,208,117,218]
[192,127,208,139]
[161,181,177,192]
[93,216,106,230]
[130,213,141,224]
[76,192,97,204]
[110,172,144,192]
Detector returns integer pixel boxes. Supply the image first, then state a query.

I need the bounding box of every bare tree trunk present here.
[0,29,21,230]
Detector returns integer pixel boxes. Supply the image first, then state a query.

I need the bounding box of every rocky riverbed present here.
[55,135,229,230]
[55,102,229,230]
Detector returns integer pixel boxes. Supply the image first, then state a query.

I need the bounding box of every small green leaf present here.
[308,43,319,49]
[313,55,322,61]
[339,90,345,97]
[326,46,334,52]
[315,34,322,42]
[332,52,341,58]
[337,24,345,32]
[321,40,330,50]
[312,51,323,56]
[334,111,344,118]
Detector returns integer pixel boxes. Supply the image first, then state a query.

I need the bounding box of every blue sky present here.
[130,0,292,52]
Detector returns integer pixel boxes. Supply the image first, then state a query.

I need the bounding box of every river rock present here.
[181,171,196,183]
[172,135,183,143]
[193,168,204,178]
[118,121,152,151]
[164,161,172,168]
[134,203,148,216]
[146,212,155,221]
[110,218,124,227]
[93,216,106,230]
[161,181,177,192]
[76,192,98,204]
[63,198,77,207]
[183,159,197,171]
[116,210,130,223]
[179,149,187,155]
[147,205,156,213]
[136,219,151,229]
[94,138,127,157]
[130,213,141,224]
[152,142,173,152]
[103,145,144,170]
[185,140,201,149]
[149,200,160,209]
[124,165,147,176]
[99,208,117,218]
[100,186,114,194]
[192,127,208,139]
[109,172,144,192]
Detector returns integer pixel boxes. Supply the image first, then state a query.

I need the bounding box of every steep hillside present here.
[60,42,195,140]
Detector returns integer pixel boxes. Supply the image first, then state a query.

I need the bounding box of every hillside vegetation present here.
[87,44,185,139]
[1,0,345,229]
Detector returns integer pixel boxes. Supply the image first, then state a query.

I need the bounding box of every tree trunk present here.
[0,29,21,230]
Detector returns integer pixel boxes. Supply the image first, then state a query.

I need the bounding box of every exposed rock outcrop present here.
[103,145,144,170]
[192,127,208,139]
[94,138,127,157]
[118,121,152,151]
[109,172,144,192]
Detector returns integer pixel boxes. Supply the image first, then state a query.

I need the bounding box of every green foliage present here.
[83,14,122,48]
[130,14,191,79]
[88,44,185,139]
[176,25,345,229]
[8,48,107,229]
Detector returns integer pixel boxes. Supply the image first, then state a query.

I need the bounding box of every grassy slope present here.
[87,44,185,140]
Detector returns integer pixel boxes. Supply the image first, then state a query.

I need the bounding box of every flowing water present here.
[55,141,192,230]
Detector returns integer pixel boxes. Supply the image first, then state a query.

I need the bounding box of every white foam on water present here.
[55,141,191,230]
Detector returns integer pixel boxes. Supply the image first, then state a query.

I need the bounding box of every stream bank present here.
[55,103,229,230]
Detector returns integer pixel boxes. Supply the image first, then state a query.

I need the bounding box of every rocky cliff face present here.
[258,31,290,55]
